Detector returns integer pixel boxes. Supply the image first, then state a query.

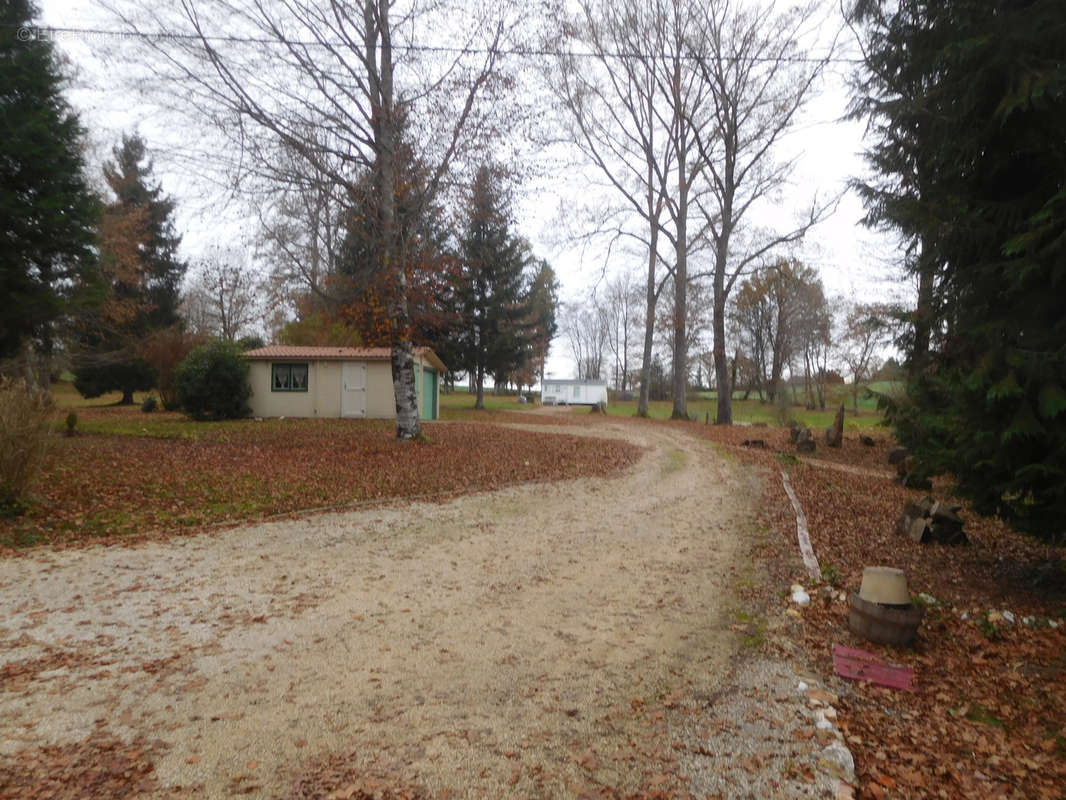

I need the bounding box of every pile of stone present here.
[824,404,844,448]
[789,420,816,453]
[887,447,908,468]
[896,496,969,545]
[887,447,932,490]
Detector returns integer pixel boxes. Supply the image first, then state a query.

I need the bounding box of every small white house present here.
[541,378,608,406]
[243,346,446,420]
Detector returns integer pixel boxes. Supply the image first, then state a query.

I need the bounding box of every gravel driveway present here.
[0,417,761,798]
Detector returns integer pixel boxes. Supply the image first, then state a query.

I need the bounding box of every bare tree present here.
[598,271,643,391]
[729,258,822,402]
[838,301,889,413]
[657,274,713,397]
[729,278,773,401]
[562,298,608,381]
[658,0,718,420]
[108,0,521,439]
[185,247,263,341]
[686,0,838,423]
[255,141,350,320]
[792,275,831,409]
[552,0,713,417]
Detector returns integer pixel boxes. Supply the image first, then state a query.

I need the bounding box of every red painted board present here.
[832,644,915,691]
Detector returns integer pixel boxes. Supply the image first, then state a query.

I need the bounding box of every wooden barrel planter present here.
[849,593,925,647]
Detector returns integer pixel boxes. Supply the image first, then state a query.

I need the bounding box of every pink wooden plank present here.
[832,644,915,691]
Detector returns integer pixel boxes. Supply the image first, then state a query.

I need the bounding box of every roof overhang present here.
[244,345,447,372]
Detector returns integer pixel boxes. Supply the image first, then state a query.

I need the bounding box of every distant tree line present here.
[559,258,893,410]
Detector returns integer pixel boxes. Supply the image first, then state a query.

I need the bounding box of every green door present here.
[421,368,438,419]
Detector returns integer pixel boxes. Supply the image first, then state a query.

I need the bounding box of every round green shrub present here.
[175,339,252,421]
[141,395,158,413]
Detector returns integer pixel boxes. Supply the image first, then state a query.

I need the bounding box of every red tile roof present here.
[244,346,388,360]
[243,345,446,371]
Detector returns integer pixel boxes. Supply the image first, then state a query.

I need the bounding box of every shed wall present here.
[248,356,440,419]
[248,361,344,418]
[365,361,396,418]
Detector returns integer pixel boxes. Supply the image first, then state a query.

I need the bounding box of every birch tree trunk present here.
[637,227,659,416]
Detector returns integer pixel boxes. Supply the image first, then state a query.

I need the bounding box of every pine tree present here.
[73,134,187,403]
[0,0,98,380]
[851,0,1066,539]
[456,167,535,409]
[104,136,185,328]
[524,260,560,391]
[336,139,455,357]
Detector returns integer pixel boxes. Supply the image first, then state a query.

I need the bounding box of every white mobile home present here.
[243,346,446,420]
[541,379,608,406]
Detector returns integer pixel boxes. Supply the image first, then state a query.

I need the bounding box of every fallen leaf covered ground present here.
[0,734,166,800]
[680,419,1066,800]
[0,418,751,799]
[1,413,640,549]
[5,399,1064,798]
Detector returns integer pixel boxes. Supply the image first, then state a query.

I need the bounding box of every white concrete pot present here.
[858,566,911,606]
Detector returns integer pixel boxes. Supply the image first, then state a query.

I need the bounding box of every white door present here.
[341,362,367,418]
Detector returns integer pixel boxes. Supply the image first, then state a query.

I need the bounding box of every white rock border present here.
[781,470,820,581]
[783,472,857,798]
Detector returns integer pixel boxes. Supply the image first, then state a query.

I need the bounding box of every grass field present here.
[6,379,884,549]
[694,380,901,412]
[52,383,247,439]
[439,385,888,430]
[51,380,152,409]
[53,380,893,433]
[600,396,885,430]
[439,389,536,419]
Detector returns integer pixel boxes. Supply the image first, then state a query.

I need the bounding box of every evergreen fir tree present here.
[524,260,559,390]
[851,0,1066,539]
[456,166,535,409]
[73,135,187,403]
[102,136,185,328]
[336,137,456,357]
[0,0,98,378]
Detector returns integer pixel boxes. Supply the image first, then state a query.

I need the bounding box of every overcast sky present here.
[38,0,904,381]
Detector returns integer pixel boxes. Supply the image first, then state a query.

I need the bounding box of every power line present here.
[5,23,861,65]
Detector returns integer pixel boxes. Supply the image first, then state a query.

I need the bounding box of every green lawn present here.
[52,380,893,433]
[694,381,902,413]
[51,382,249,439]
[53,382,540,433]
[601,396,885,429]
[51,380,153,409]
[439,389,538,419]
[436,386,886,430]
